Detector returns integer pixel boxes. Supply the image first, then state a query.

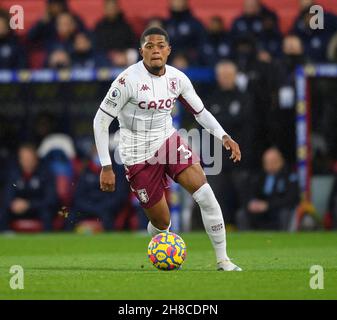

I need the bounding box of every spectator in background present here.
[31,112,57,146]
[0,10,26,69]
[238,147,299,230]
[232,35,256,73]
[0,114,18,212]
[231,0,281,58]
[200,16,232,66]
[232,33,275,76]
[29,112,78,211]
[280,34,307,71]
[205,61,255,225]
[28,0,86,48]
[258,9,282,58]
[29,111,72,155]
[46,48,71,69]
[46,12,79,53]
[108,50,130,67]
[322,86,337,163]
[270,34,307,165]
[208,61,255,169]
[94,0,136,52]
[145,17,165,30]
[0,144,57,232]
[71,32,111,68]
[232,34,276,163]
[66,146,129,231]
[231,0,279,39]
[327,31,337,63]
[165,0,207,64]
[292,0,337,62]
[170,52,189,69]
[0,114,19,163]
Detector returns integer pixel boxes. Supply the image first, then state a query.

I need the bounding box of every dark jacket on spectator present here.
[232,42,277,162]
[71,48,111,68]
[231,5,279,38]
[28,14,86,47]
[249,168,299,212]
[257,28,282,57]
[245,167,300,230]
[69,158,129,230]
[0,33,26,69]
[46,32,77,54]
[292,10,337,62]
[269,53,308,165]
[200,30,232,66]
[0,164,57,231]
[94,13,136,51]
[165,9,207,64]
[206,87,256,170]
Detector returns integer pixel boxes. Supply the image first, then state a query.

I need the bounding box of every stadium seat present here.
[11,219,44,233]
[75,219,104,234]
[125,16,147,37]
[114,197,139,231]
[10,216,65,233]
[193,9,241,29]
[68,0,104,29]
[2,0,337,37]
[28,50,46,70]
[311,175,334,216]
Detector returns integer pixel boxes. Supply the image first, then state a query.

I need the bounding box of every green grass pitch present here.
[0,231,336,300]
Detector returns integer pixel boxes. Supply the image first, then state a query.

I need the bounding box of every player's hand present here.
[100,165,115,192]
[223,135,241,163]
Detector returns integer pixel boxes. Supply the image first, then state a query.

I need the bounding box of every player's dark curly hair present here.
[140,27,170,47]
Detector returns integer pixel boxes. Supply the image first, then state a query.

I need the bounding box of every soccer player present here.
[93,27,242,271]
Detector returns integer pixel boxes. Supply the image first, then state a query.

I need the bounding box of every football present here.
[148,232,187,271]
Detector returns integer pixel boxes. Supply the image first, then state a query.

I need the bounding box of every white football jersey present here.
[99,60,205,165]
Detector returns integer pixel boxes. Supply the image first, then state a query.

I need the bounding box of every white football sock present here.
[192,183,230,262]
[147,221,171,237]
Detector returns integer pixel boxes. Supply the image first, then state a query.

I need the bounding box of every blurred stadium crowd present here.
[0,0,337,233]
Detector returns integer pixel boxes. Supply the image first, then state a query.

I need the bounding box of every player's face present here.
[140,35,171,71]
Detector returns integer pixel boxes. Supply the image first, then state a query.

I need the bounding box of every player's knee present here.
[178,164,208,194]
[194,176,207,192]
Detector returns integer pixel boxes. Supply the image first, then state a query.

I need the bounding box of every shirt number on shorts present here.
[178,145,192,159]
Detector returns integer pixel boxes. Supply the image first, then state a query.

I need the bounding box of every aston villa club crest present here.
[137,188,149,203]
[169,78,178,93]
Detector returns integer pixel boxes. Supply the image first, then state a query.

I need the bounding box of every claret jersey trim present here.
[178,94,204,115]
